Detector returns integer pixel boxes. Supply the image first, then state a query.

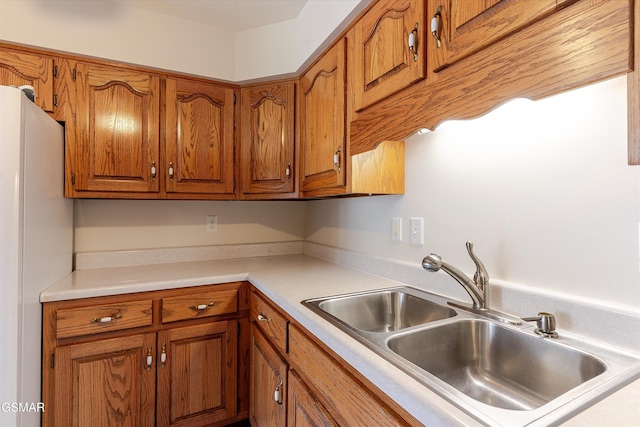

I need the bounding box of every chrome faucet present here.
[422,241,489,310]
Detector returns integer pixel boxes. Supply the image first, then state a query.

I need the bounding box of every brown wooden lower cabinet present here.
[250,326,287,427]
[287,370,337,427]
[42,282,250,427]
[249,289,421,427]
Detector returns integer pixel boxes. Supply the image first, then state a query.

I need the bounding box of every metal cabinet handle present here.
[160,343,167,367]
[333,147,342,173]
[257,313,270,323]
[151,160,157,181]
[408,23,419,61]
[188,302,217,311]
[431,6,442,48]
[145,346,153,371]
[90,313,123,323]
[274,378,283,404]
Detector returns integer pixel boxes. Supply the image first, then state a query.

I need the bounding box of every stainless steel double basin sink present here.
[302,287,640,426]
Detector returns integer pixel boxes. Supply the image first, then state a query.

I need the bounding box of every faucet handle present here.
[466,241,489,287]
[523,312,558,338]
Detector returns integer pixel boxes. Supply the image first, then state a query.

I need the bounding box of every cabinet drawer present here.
[56,300,153,339]
[162,288,238,323]
[251,292,288,353]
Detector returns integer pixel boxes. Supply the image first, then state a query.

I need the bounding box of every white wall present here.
[234,0,362,81]
[0,0,363,81]
[306,76,640,311]
[0,0,236,80]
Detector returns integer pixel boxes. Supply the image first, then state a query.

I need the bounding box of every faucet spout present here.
[422,241,488,310]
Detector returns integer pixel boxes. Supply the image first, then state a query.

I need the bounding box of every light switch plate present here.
[410,217,424,245]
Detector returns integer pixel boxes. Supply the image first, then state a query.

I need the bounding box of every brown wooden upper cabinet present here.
[164,77,235,197]
[351,0,426,111]
[69,61,161,195]
[0,48,55,112]
[428,0,576,71]
[299,38,347,195]
[239,82,297,199]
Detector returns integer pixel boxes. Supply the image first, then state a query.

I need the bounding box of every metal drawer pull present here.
[189,302,217,311]
[90,313,123,323]
[257,313,270,323]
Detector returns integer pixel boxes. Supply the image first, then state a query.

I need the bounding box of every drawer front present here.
[251,292,288,353]
[162,289,238,323]
[56,300,153,339]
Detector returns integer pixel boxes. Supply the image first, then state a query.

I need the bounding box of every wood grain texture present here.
[54,333,156,427]
[56,299,153,339]
[352,0,426,111]
[239,82,297,197]
[157,321,237,427]
[351,0,632,154]
[250,290,290,354]
[287,370,337,427]
[0,48,54,111]
[164,77,235,195]
[628,0,640,164]
[74,62,161,193]
[250,326,288,427]
[431,0,572,71]
[161,288,238,323]
[299,38,347,194]
[288,324,420,427]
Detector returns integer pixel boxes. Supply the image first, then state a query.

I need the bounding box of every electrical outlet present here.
[206,215,218,232]
[410,217,424,245]
[392,218,402,241]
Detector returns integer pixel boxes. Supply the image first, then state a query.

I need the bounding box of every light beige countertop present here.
[41,253,640,426]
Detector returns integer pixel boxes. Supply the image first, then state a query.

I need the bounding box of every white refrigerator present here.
[0,85,73,427]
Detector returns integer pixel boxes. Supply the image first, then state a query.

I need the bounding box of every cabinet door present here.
[164,77,235,196]
[429,0,573,71]
[352,0,426,111]
[299,38,347,194]
[156,320,238,427]
[240,82,296,197]
[53,333,156,427]
[287,370,337,427]
[0,48,55,111]
[250,326,287,427]
[72,62,160,193]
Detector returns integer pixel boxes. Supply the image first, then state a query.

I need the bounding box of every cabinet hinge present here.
[72,68,77,81]
[71,172,76,185]
[53,65,58,78]
[50,353,55,369]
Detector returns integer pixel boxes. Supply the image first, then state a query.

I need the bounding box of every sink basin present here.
[302,287,640,426]
[387,319,606,411]
[304,288,456,333]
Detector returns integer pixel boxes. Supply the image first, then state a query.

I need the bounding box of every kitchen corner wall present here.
[306,76,640,311]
